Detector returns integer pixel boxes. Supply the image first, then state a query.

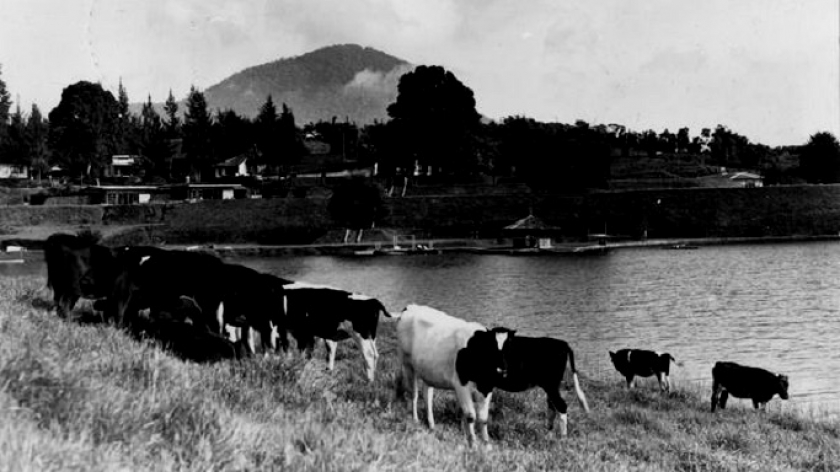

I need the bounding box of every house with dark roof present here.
[214,154,251,179]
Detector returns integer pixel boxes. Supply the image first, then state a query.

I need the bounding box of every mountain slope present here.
[203,44,412,124]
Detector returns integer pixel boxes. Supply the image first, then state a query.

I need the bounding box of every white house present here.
[0,163,29,179]
[214,155,249,179]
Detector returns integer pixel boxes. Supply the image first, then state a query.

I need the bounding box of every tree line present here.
[0,63,838,187]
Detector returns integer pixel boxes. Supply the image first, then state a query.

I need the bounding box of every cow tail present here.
[377,299,393,318]
[667,353,683,367]
[567,346,591,413]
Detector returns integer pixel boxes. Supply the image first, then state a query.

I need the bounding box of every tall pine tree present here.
[26,104,49,181]
[0,65,12,157]
[163,89,180,139]
[182,86,213,180]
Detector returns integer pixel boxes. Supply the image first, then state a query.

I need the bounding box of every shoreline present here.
[5,227,839,258]
[165,233,840,258]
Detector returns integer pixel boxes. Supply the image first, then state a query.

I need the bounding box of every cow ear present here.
[609,351,615,357]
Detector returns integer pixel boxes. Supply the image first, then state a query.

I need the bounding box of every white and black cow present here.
[711,361,789,412]
[282,282,391,382]
[496,334,590,437]
[610,349,677,392]
[396,304,509,447]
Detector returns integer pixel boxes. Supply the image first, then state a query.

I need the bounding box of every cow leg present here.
[625,375,635,389]
[455,386,477,446]
[546,387,570,436]
[352,333,377,382]
[56,294,78,319]
[324,339,338,370]
[475,390,493,445]
[711,380,721,412]
[405,366,421,423]
[425,386,436,430]
[656,372,666,392]
[664,374,671,393]
[719,390,729,410]
[752,399,761,410]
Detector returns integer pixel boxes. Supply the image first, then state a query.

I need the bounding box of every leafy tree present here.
[800,131,840,183]
[48,81,121,180]
[163,89,181,139]
[212,108,253,163]
[386,65,481,174]
[26,104,50,180]
[182,86,213,178]
[676,127,690,153]
[328,178,385,230]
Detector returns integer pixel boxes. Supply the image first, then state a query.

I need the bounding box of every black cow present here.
[495,334,591,437]
[217,264,291,354]
[711,361,789,412]
[109,249,227,330]
[43,233,156,318]
[609,349,677,392]
[282,282,391,382]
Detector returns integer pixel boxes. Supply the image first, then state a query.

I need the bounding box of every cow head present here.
[777,374,790,400]
[456,327,514,393]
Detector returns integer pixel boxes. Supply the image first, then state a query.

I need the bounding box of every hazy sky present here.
[2,0,838,146]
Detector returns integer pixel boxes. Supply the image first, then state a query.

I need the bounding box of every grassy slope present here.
[1,276,838,471]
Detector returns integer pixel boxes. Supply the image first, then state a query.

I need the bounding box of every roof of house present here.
[214,154,248,168]
[730,171,762,180]
[504,214,560,232]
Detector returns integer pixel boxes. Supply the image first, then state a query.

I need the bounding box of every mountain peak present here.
[203,44,412,124]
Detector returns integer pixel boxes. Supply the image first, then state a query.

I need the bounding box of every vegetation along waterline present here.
[1,276,838,471]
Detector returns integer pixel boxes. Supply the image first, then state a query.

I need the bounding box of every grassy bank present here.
[1,276,839,471]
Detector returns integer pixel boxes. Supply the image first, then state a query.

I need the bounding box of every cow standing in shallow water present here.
[396,304,509,447]
[496,334,590,436]
[711,361,789,412]
[610,349,677,392]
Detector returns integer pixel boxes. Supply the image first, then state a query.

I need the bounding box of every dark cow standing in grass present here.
[44,233,157,319]
[610,349,678,392]
[496,334,590,437]
[109,249,227,330]
[711,361,789,412]
[282,282,390,382]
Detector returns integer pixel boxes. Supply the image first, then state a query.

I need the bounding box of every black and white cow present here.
[396,304,509,447]
[711,361,789,412]
[282,282,391,382]
[496,334,590,437]
[217,264,291,354]
[610,349,677,392]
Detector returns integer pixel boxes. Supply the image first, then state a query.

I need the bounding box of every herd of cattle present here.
[42,232,791,446]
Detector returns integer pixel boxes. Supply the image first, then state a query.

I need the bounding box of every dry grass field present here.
[0,275,838,471]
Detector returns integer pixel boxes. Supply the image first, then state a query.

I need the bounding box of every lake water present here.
[8,242,840,410]
[234,242,840,411]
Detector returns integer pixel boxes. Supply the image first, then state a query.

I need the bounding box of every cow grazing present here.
[218,264,290,354]
[496,335,590,437]
[610,349,677,392]
[711,361,789,412]
[282,282,390,382]
[43,234,158,319]
[44,233,118,318]
[396,304,509,447]
[109,249,227,330]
